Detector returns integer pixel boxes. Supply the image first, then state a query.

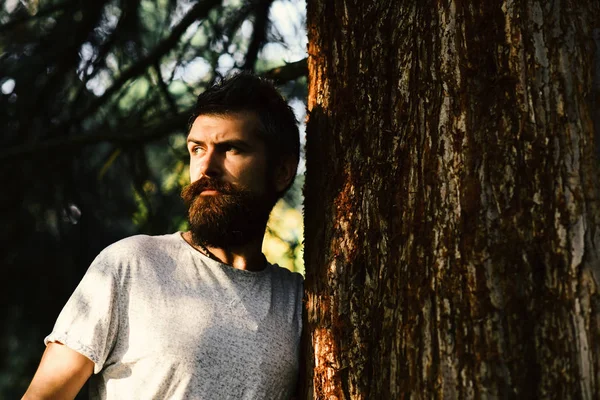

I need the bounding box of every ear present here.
[273,156,298,193]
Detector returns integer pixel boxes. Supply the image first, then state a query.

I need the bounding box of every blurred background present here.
[0,0,307,396]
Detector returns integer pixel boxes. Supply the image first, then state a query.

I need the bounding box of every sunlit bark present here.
[304,1,600,398]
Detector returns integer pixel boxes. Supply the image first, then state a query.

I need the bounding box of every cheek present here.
[189,160,208,184]
[232,160,268,189]
[226,157,257,175]
[189,163,198,182]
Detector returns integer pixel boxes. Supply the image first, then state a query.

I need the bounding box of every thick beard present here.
[180,177,276,248]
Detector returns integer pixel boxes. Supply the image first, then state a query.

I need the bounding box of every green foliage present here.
[264,196,305,274]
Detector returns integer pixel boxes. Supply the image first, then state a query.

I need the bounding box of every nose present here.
[195,148,222,179]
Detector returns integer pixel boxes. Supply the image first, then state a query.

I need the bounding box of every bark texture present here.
[303,0,600,398]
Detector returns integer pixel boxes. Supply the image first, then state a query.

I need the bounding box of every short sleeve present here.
[45,250,122,374]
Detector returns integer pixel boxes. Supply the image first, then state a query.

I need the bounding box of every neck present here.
[181,231,266,271]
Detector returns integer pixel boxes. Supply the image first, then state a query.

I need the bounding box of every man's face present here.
[187,113,269,194]
[181,113,276,247]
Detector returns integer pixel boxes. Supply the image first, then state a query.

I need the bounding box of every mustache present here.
[181,177,239,204]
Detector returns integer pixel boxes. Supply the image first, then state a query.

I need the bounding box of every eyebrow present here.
[186,138,251,149]
[218,139,252,150]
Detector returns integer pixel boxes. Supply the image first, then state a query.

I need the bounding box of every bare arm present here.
[22,342,94,400]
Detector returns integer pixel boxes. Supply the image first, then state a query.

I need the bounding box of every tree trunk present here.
[303,0,600,398]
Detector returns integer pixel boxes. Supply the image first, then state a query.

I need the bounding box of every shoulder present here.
[99,233,181,260]
[269,264,303,283]
[89,233,182,276]
[268,265,304,296]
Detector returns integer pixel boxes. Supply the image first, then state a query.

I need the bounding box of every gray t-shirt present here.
[45,232,304,399]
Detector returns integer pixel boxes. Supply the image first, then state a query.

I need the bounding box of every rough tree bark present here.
[303,0,600,398]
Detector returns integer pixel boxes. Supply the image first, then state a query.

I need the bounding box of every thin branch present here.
[263,58,307,83]
[153,63,178,115]
[18,0,108,141]
[74,0,222,122]
[241,0,274,71]
[74,0,142,102]
[0,0,77,34]
[222,4,254,41]
[0,60,307,162]
[0,112,191,162]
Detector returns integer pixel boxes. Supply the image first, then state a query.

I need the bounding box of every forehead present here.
[187,112,261,142]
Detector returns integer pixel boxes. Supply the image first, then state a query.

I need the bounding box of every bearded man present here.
[23,73,303,400]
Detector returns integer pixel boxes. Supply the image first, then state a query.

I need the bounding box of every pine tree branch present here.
[241,0,274,71]
[0,60,307,162]
[153,63,178,115]
[0,0,77,34]
[0,113,191,163]
[74,0,222,122]
[263,58,307,83]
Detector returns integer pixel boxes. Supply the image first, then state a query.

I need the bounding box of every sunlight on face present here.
[187,113,270,196]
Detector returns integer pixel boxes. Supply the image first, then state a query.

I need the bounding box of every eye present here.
[223,144,244,155]
[191,146,203,155]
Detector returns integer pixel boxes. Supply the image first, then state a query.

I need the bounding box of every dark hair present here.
[189,72,300,172]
